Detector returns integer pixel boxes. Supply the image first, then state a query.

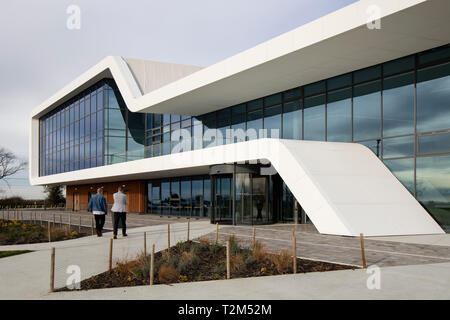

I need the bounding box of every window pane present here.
[416,155,450,231]
[383,73,414,137]
[382,136,414,159]
[264,105,281,138]
[418,46,450,66]
[353,81,381,141]
[246,110,262,140]
[283,87,302,101]
[304,94,325,141]
[264,93,282,107]
[417,62,450,133]
[354,65,381,83]
[327,73,352,91]
[108,109,126,130]
[304,81,325,97]
[282,100,302,140]
[383,56,414,76]
[247,99,262,112]
[383,158,414,194]
[108,90,119,109]
[327,88,351,142]
[192,179,203,217]
[418,132,450,154]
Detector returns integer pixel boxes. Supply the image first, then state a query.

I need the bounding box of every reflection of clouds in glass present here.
[327,99,351,142]
[382,136,414,159]
[383,84,414,137]
[354,92,381,140]
[417,74,450,133]
[416,155,450,203]
[304,105,325,141]
[383,158,414,194]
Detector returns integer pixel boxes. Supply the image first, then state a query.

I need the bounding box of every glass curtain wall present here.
[147,175,211,218]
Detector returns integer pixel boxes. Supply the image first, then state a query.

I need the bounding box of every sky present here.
[0,0,357,199]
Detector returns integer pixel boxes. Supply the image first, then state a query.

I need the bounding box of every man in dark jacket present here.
[88,187,108,237]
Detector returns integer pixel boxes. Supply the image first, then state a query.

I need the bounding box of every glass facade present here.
[39,79,146,175]
[147,175,211,218]
[39,45,450,231]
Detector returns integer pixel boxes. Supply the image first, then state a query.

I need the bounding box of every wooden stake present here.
[49,247,55,293]
[187,220,190,241]
[215,222,219,244]
[252,227,256,250]
[59,214,62,227]
[91,216,94,235]
[78,216,81,233]
[150,244,155,285]
[167,224,170,252]
[360,233,367,269]
[48,221,51,242]
[53,214,55,227]
[144,232,147,257]
[291,230,297,274]
[68,214,71,232]
[109,238,113,272]
[226,240,231,279]
[40,213,43,226]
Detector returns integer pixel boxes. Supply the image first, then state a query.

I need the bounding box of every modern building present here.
[30,0,449,236]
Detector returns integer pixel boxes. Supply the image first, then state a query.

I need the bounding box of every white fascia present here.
[29,139,444,236]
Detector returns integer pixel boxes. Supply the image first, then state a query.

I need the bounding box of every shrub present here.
[245,255,256,267]
[158,264,180,284]
[252,241,268,262]
[271,250,292,274]
[227,235,240,255]
[230,254,246,273]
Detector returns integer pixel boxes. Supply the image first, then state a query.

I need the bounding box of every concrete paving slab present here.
[45,262,450,300]
[0,221,215,299]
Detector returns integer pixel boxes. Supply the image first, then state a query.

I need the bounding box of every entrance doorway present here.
[212,175,233,224]
[73,193,80,211]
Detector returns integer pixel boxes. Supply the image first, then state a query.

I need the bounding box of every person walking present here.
[111,186,128,239]
[88,187,107,237]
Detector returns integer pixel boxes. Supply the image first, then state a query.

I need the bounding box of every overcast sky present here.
[0,0,357,199]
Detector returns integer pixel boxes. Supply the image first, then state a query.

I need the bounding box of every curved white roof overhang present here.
[31,0,450,119]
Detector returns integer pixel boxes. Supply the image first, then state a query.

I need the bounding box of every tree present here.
[0,147,27,187]
[44,185,66,206]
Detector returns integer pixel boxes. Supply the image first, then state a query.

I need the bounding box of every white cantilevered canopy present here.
[30,139,444,236]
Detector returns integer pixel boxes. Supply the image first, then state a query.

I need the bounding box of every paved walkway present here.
[45,261,450,300]
[1,219,449,300]
[0,209,208,231]
[0,221,215,299]
[201,225,450,267]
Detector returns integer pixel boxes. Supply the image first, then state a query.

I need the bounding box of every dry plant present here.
[252,240,268,262]
[199,236,210,246]
[229,254,246,273]
[271,250,292,274]
[158,264,180,283]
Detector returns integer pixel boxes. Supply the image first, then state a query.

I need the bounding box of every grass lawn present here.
[0,250,32,258]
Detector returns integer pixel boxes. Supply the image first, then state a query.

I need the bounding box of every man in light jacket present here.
[88,187,107,237]
[111,186,128,239]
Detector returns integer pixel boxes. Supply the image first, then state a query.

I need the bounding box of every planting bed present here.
[59,236,357,291]
[0,219,88,245]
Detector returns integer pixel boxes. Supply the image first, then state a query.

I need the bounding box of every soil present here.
[58,240,357,291]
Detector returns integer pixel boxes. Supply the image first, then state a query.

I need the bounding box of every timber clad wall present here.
[66,180,145,213]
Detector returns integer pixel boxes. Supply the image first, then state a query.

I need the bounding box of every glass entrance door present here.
[252,177,268,224]
[235,173,252,224]
[213,175,233,223]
